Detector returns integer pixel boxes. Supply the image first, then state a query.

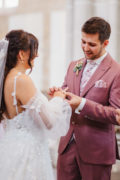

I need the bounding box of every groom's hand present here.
[116,109,120,125]
[53,90,66,99]
[48,87,69,97]
[65,92,82,110]
[48,86,62,97]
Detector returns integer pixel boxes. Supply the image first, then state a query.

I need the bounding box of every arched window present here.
[0,0,19,8]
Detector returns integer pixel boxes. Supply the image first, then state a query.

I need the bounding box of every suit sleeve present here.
[80,72,120,125]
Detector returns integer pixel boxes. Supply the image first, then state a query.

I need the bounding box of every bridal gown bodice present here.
[0,73,71,180]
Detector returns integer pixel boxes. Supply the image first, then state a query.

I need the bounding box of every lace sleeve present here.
[23,92,71,139]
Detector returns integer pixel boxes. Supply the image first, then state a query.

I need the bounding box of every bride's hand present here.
[53,90,66,99]
[116,109,120,125]
[48,86,62,97]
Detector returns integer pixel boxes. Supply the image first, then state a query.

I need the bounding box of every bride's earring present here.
[20,58,24,64]
[18,57,24,64]
[21,60,24,64]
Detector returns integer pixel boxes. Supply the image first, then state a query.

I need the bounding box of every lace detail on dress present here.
[0,83,71,179]
[22,92,72,139]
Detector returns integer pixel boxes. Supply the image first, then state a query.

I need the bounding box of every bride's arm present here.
[39,91,69,130]
[16,74,37,105]
[16,74,71,131]
[16,74,52,128]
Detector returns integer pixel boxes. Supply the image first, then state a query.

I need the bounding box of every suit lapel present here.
[74,58,87,96]
[81,54,112,97]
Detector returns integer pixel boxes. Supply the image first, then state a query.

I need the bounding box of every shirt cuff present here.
[75,98,86,114]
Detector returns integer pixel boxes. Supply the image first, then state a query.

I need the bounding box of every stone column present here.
[116,0,120,63]
[66,0,94,63]
[42,12,50,91]
[0,16,8,38]
[66,0,74,65]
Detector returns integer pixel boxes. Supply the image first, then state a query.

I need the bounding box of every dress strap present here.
[11,72,21,115]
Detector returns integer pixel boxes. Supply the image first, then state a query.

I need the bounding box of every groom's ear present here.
[103,40,109,47]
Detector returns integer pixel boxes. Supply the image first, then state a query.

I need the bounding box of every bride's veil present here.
[0,39,9,107]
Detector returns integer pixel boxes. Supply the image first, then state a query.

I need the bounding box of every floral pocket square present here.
[94,80,107,88]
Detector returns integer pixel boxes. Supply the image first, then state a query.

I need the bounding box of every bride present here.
[0,30,71,180]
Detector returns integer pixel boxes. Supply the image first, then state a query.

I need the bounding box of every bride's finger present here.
[116,109,120,114]
[63,87,69,92]
[65,92,74,97]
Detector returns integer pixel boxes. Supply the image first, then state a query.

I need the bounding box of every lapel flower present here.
[73,61,83,76]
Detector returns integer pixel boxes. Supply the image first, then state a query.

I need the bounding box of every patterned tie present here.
[80,61,97,94]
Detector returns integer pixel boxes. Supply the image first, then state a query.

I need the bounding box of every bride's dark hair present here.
[0,29,38,121]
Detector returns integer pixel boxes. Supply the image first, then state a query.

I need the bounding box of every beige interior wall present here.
[0,16,9,38]
[0,0,67,91]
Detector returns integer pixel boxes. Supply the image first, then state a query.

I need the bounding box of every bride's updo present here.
[5,29,38,77]
[0,29,38,121]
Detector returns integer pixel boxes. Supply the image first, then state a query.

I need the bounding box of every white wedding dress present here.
[0,73,71,180]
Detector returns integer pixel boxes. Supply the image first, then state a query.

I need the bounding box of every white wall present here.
[49,10,66,87]
[8,12,44,90]
[66,0,120,62]
[8,11,67,90]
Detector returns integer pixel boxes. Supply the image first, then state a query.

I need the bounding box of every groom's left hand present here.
[48,86,61,97]
[48,87,68,97]
[116,109,120,125]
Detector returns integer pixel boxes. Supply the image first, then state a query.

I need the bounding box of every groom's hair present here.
[81,17,111,43]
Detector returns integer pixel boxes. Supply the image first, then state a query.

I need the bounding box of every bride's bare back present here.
[4,69,37,119]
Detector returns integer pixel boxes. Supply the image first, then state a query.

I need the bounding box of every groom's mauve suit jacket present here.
[58,53,120,165]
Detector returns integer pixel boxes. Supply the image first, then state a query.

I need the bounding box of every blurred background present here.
[0,0,120,179]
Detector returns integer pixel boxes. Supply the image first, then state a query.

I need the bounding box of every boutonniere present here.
[73,61,83,76]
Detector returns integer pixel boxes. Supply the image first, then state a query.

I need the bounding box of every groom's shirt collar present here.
[87,52,108,65]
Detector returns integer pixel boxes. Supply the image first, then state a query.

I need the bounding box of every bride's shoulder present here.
[16,73,36,92]
[15,73,37,105]
[4,71,37,105]
[17,73,33,85]
[6,71,36,93]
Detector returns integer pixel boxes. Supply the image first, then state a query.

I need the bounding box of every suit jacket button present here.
[72,121,75,125]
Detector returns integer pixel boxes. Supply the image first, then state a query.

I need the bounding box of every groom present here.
[50,17,120,180]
